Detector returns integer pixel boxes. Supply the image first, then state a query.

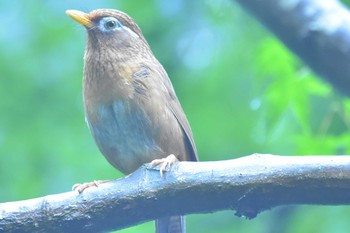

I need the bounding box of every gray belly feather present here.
[87,100,165,174]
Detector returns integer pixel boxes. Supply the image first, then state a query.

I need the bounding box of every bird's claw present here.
[72,180,108,193]
[151,154,178,176]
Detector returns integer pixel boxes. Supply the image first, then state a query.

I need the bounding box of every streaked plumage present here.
[67,9,198,233]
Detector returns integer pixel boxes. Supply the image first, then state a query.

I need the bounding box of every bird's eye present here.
[105,20,117,30]
[100,17,122,32]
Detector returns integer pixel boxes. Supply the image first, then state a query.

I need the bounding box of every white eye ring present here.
[99,17,122,32]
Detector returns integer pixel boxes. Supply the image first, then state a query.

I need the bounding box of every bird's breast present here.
[83,57,189,173]
[86,98,170,174]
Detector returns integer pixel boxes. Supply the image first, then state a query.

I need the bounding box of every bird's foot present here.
[151,154,179,176]
[72,180,110,193]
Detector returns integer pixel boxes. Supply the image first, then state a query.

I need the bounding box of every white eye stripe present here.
[99,17,122,32]
[123,27,139,39]
[98,16,139,39]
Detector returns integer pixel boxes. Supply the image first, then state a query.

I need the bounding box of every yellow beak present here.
[66,10,93,28]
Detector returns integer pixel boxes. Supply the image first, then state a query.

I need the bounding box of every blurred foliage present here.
[0,0,350,232]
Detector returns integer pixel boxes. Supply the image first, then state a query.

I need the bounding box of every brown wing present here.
[132,62,198,162]
[161,70,198,162]
[168,100,198,162]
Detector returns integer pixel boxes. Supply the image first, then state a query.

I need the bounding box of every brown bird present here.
[66,9,198,233]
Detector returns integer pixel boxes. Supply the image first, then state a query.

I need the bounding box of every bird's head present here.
[66,9,150,52]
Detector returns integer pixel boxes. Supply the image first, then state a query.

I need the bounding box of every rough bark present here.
[1,154,350,233]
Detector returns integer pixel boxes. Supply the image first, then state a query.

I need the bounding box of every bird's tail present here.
[156,216,185,233]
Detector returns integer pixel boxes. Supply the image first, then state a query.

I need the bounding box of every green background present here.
[1,0,350,232]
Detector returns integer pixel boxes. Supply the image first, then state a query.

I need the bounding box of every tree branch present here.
[1,154,350,233]
[235,0,350,96]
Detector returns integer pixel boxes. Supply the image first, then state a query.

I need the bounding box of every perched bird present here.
[66,9,198,233]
